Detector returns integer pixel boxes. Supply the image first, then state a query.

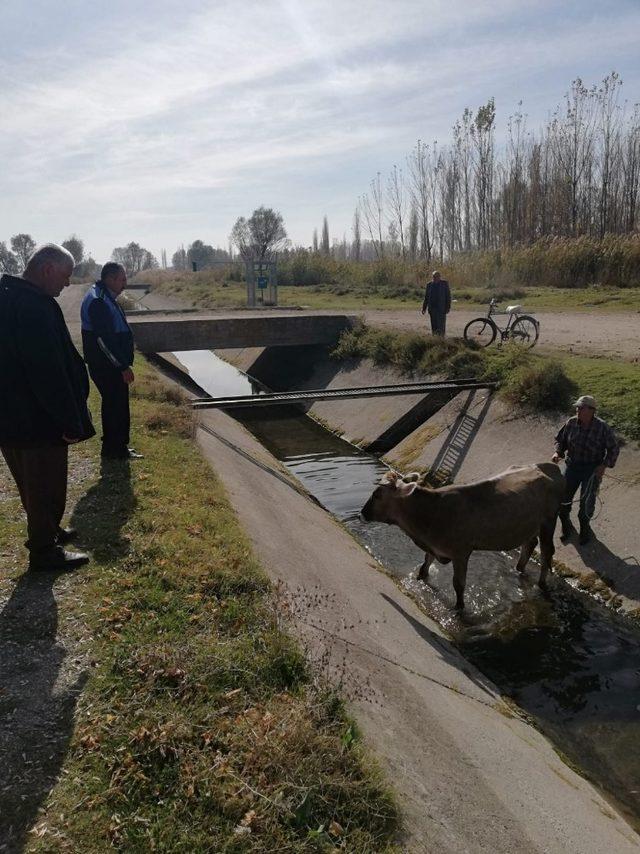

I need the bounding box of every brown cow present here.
[360,463,564,610]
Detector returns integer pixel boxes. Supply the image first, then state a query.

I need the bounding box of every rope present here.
[566,471,604,520]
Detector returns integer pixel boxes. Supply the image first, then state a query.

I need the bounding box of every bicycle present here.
[463,298,539,348]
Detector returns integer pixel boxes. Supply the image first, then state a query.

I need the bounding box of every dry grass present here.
[21,358,399,852]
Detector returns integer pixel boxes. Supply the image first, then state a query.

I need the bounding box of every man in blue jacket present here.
[0,244,94,571]
[421,270,451,335]
[81,263,142,460]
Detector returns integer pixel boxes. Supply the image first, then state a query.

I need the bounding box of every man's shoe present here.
[29,546,90,572]
[579,522,593,545]
[102,447,143,460]
[56,526,77,545]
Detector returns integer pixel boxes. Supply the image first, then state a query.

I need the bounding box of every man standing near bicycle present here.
[421,270,451,336]
[552,395,619,545]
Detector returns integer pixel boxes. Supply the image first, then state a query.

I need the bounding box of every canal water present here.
[171,348,640,828]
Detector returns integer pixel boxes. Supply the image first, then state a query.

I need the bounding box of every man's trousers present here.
[560,460,599,524]
[88,364,130,456]
[428,310,447,336]
[1,444,68,555]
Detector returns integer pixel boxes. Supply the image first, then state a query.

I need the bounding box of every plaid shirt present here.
[555,415,619,467]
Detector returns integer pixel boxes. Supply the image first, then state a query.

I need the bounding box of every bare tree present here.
[172,246,187,270]
[407,140,433,261]
[551,79,596,236]
[472,99,496,249]
[10,234,36,270]
[621,103,640,232]
[596,72,623,236]
[230,207,288,261]
[360,173,385,259]
[408,205,419,260]
[0,242,19,274]
[351,208,361,261]
[62,235,84,266]
[112,242,157,275]
[387,164,407,258]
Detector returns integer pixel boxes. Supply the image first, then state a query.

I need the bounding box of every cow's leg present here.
[452,557,469,610]
[538,518,556,589]
[418,551,434,580]
[515,536,538,573]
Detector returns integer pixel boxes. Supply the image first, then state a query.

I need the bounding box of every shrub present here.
[501,358,577,411]
[333,322,576,415]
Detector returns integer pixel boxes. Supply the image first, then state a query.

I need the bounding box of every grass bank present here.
[136,270,640,314]
[14,360,398,851]
[332,323,640,442]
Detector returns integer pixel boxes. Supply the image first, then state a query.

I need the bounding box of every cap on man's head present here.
[575,394,597,410]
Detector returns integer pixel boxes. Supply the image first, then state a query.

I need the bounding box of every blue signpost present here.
[246,261,278,307]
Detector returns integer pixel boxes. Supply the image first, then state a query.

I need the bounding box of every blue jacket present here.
[81,282,134,371]
[0,275,94,446]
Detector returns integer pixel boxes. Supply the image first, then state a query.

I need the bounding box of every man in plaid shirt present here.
[552,394,619,544]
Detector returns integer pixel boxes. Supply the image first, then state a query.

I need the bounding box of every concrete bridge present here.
[128,311,356,352]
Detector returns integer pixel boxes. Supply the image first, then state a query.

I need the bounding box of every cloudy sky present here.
[1,0,639,263]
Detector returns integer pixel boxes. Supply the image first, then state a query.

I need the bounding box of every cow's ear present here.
[396,480,418,497]
[382,470,399,484]
[403,472,421,483]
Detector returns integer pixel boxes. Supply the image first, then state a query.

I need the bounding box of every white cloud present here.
[1,0,639,258]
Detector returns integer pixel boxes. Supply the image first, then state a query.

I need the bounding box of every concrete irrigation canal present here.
[163,344,640,837]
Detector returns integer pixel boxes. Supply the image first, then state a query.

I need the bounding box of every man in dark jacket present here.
[421,270,451,335]
[81,263,142,460]
[0,244,94,571]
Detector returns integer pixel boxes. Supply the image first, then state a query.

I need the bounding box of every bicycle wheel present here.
[509,315,539,348]
[463,318,497,347]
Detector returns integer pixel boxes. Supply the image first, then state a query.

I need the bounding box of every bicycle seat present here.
[506,304,523,314]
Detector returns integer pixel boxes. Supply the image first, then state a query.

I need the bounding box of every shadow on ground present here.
[0,572,87,853]
[576,535,640,602]
[0,458,136,850]
[71,458,136,561]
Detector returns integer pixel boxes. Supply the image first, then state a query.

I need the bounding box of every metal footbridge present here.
[191,378,498,410]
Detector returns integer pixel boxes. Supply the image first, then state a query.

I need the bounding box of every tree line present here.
[352,72,639,262]
[0,233,101,277]
[305,73,639,264]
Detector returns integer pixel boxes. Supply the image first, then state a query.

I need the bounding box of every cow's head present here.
[360,471,419,523]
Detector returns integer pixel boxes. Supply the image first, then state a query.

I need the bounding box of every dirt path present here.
[138,286,640,361]
[362,308,640,361]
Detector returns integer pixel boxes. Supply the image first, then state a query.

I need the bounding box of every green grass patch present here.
[19,360,398,852]
[136,268,640,315]
[332,322,640,440]
[332,322,581,416]
[558,355,640,441]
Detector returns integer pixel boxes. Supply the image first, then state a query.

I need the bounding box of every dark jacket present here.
[422,279,451,315]
[81,282,135,372]
[0,274,95,446]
